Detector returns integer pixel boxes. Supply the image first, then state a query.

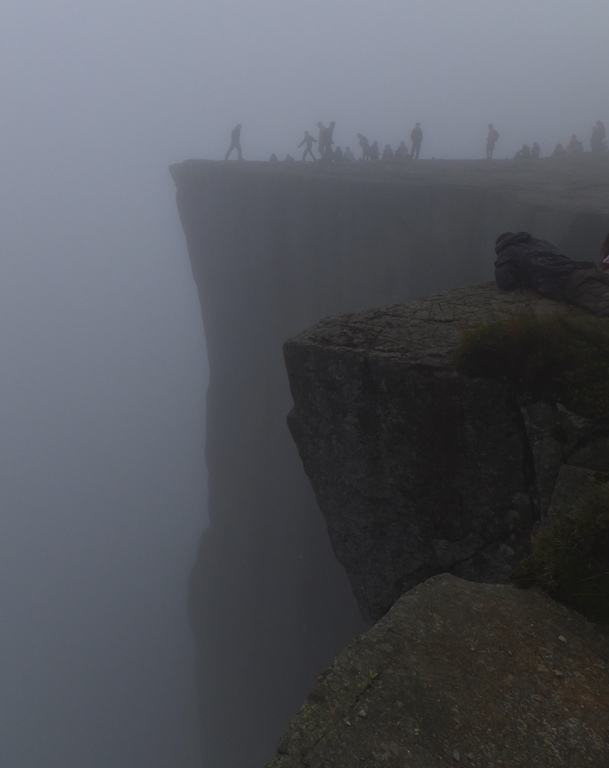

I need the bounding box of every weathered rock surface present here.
[171,157,609,766]
[266,574,609,768]
[285,283,606,621]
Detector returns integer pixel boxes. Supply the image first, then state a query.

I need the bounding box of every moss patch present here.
[454,313,609,420]
[512,483,609,622]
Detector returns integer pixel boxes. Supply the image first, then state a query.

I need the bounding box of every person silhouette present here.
[410,122,423,159]
[486,123,499,159]
[297,131,317,161]
[514,144,531,159]
[225,124,243,160]
[356,133,370,160]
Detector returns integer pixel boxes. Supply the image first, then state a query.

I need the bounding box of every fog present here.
[0,2,606,767]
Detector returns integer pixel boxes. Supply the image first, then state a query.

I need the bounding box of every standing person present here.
[224,123,243,161]
[356,133,370,160]
[318,121,335,161]
[297,131,317,161]
[316,122,327,155]
[591,121,606,152]
[410,122,423,159]
[486,123,499,159]
[597,121,606,150]
[324,122,336,159]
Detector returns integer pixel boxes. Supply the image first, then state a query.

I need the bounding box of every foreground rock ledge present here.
[285,283,594,622]
[266,574,609,768]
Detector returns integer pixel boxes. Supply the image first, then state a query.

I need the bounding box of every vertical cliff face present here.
[283,285,607,622]
[170,157,609,767]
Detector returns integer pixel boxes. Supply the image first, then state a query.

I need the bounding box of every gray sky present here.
[0,2,607,766]
[3,1,607,166]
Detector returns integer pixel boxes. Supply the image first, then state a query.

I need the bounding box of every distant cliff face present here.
[170,157,609,768]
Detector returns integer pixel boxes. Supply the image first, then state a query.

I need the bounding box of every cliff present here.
[170,156,609,767]
[283,284,609,621]
[278,284,609,766]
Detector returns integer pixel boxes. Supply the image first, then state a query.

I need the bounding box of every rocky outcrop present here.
[266,574,609,768]
[285,283,599,620]
[170,157,609,766]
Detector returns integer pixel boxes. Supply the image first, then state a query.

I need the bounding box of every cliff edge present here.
[171,157,609,767]
[284,283,609,621]
[276,283,609,766]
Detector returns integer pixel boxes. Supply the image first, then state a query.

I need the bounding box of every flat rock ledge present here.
[266,574,609,768]
[284,283,603,622]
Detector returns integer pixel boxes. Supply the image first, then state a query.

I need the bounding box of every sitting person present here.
[381,144,394,162]
[494,231,609,316]
[394,141,410,162]
[343,146,355,162]
[514,143,531,159]
[552,143,565,157]
[565,134,584,155]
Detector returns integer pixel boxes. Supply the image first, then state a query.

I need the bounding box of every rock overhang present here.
[284,284,594,621]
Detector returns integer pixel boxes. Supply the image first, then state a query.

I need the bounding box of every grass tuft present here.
[512,484,609,622]
[454,313,609,420]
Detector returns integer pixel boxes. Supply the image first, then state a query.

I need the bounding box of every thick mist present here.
[1,2,607,766]
[0,145,208,766]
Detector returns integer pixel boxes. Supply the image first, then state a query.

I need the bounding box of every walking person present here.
[297,131,317,161]
[224,123,243,161]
